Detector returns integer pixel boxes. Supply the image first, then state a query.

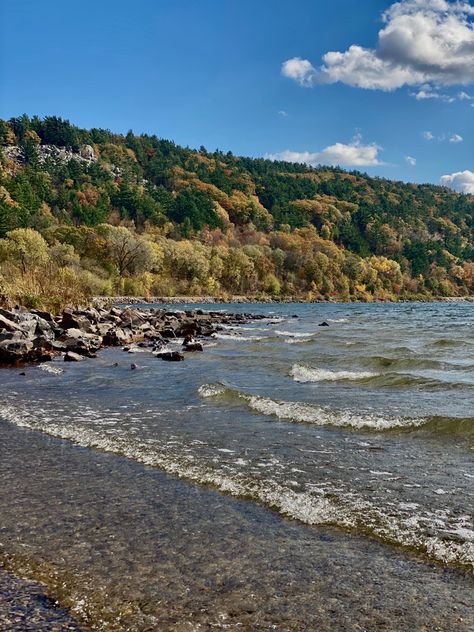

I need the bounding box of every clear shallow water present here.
[0,301,473,629]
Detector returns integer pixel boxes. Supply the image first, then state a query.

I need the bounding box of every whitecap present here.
[37,364,63,375]
[275,330,314,338]
[290,364,378,383]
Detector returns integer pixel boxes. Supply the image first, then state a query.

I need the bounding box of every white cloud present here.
[282,1,474,92]
[440,170,474,193]
[265,135,383,167]
[278,110,288,117]
[281,58,318,87]
[411,86,455,101]
[405,155,417,165]
[458,90,474,99]
[423,130,464,141]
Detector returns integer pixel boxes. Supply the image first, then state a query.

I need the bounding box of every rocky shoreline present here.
[0,305,267,367]
[97,295,474,306]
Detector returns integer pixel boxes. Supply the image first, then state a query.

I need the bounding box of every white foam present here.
[284,337,313,344]
[38,364,63,375]
[198,383,226,398]
[275,330,314,338]
[212,333,265,342]
[244,394,425,431]
[1,398,473,573]
[291,364,378,383]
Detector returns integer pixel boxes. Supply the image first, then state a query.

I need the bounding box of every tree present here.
[0,228,49,273]
[170,189,223,230]
[100,225,156,276]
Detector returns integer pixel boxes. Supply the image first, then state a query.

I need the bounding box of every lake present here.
[0,301,473,630]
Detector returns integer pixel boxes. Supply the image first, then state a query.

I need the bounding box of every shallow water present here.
[0,301,473,629]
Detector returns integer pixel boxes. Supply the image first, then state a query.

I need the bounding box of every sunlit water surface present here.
[0,302,473,630]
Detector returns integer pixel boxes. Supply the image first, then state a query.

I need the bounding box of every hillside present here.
[0,114,473,310]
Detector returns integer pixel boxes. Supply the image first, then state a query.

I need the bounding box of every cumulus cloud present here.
[440,170,474,193]
[281,58,319,87]
[423,130,435,140]
[449,133,464,142]
[405,156,417,165]
[265,135,383,168]
[278,110,288,117]
[282,0,474,92]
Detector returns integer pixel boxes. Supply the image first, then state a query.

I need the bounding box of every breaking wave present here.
[198,384,474,440]
[1,398,472,573]
[291,364,378,383]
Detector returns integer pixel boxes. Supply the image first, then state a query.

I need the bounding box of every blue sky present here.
[1,0,473,190]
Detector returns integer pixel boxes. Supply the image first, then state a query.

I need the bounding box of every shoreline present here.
[0,304,267,367]
[96,295,474,306]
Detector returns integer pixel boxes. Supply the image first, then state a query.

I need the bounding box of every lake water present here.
[0,302,473,630]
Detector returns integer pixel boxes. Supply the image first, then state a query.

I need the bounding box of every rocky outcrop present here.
[0,305,266,366]
[2,144,97,166]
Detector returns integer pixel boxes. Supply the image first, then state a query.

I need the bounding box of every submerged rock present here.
[184,342,203,352]
[157,351,185,362]
[64,351,85,362]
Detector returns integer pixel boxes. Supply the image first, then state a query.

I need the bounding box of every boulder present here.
[184,342,203,352]
[80,144,95,161]
[102,327,133,346]
[30,309,55,323]
[58,328,102,356]
[58,311,95,333]
[0,313,22,333]
[0,339,34,364]
[64,351,85,362]
[160,328,176,338]
[157,351,184,362]
[176,322,200,337]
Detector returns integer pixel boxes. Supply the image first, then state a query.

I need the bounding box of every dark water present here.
[0,302,473,630]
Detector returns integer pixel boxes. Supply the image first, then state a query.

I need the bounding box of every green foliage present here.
[0,114,472,303]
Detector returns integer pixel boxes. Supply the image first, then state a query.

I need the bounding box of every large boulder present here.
[102,327,133,346]
[0,339,33,364]
[58,310,95,333]
[58,328,102,356]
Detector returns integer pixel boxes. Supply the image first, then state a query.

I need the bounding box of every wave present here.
[198,384,426,431]
[212,333,266,342]
[284,337,314,345]
[198,384,474,439]
[1,399,472,573]
[275,330,315,338]
[291,364,378,383]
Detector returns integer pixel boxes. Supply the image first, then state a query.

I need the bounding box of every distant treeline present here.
[0,114,472,310]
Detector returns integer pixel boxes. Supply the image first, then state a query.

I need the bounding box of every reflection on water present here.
[0,301,473,629]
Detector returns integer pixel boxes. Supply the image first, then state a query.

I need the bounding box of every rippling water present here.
[1,301,473,630]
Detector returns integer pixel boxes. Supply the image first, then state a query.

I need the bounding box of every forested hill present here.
[0,114,473,310]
